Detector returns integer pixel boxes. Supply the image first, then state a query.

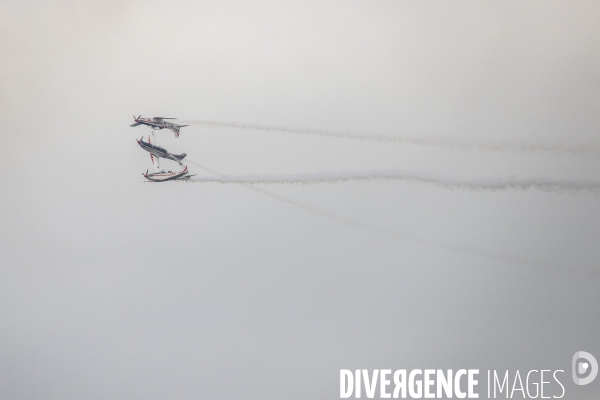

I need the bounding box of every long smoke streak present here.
[185,169,600,193]
[183,120,600,157]
[186,161,596,275]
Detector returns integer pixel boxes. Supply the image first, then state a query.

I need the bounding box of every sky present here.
[1,1,600,399]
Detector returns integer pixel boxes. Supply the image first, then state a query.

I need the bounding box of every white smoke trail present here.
[184,169,600,193]
[182,120,600,157]
[184,162,597,275]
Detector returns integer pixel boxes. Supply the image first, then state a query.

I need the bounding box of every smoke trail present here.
[182,120,600,157]
[185,162,597,275]
[184,169,600,193]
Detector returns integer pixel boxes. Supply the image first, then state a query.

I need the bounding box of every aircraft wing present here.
[150,154,161,172]
[130,122,142,127]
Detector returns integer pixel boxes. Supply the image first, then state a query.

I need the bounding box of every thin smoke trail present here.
[185,161,597,275]
[182,120,600,157]
[184,169,600,193]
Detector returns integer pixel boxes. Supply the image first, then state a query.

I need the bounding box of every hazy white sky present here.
[1,1,600,399]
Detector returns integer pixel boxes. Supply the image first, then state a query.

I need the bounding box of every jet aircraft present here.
[137,136,186,166]
[130,115,188,137]
[142,166,195,182]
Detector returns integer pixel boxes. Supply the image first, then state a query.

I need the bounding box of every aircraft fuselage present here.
[136,138,186,165]
[130,116,187,137]
[143,166,194,182]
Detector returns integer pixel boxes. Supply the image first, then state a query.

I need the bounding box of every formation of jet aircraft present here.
[132,116,194,182]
